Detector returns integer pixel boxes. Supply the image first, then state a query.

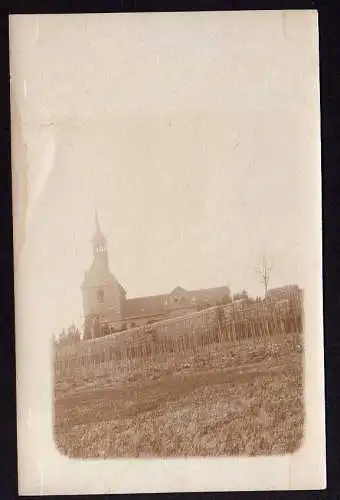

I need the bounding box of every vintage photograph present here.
[53,217,304,458]
[10,10,325,494]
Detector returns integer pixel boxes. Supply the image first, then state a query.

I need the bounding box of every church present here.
[81,213,231,340]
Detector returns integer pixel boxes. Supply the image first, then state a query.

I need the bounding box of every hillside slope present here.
[54,333,303,458]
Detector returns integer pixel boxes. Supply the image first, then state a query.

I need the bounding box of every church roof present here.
[171,286,187,295]
[188,286,230,299]
[123,294,166,318]
[81,259,125,292]
[91,210,107,244]
[81,269,114,289]
[123,285,231,318]
[81,210,127,293]
[171,285,230,300]
[91,230,107,245]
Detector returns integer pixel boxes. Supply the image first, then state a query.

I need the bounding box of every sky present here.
[10,11,321,335]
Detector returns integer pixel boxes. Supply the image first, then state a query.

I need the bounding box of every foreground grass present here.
[54,333,303,458]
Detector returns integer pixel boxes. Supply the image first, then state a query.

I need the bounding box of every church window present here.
[97,288,104,303]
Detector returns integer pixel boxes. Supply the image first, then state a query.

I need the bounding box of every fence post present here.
[250,319,256,349]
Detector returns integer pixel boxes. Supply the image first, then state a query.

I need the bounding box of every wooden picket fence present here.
[54,296,303,381]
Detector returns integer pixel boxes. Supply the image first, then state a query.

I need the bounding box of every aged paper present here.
[10,10,325,495]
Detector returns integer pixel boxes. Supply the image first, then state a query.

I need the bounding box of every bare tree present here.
[255,253,273,296]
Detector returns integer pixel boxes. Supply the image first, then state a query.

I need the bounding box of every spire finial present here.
[95,209,100,232]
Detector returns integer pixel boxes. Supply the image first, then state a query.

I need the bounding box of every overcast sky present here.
[10,11,321,335]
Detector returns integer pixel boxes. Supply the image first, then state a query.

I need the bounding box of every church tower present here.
[81,211,126,340]
[92,210,109,270]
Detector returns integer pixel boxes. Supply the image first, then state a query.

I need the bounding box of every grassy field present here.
[54,332,304,458]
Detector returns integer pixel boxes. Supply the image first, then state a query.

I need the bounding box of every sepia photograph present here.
[10,10,325,494]
[54,218,304,459]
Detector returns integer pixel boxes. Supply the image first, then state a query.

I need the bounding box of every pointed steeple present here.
[95,209,100,232]
[91,209,108,266]
[92,209,105,243]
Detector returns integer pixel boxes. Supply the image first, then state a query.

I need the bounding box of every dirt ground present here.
[54,333,304,458]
